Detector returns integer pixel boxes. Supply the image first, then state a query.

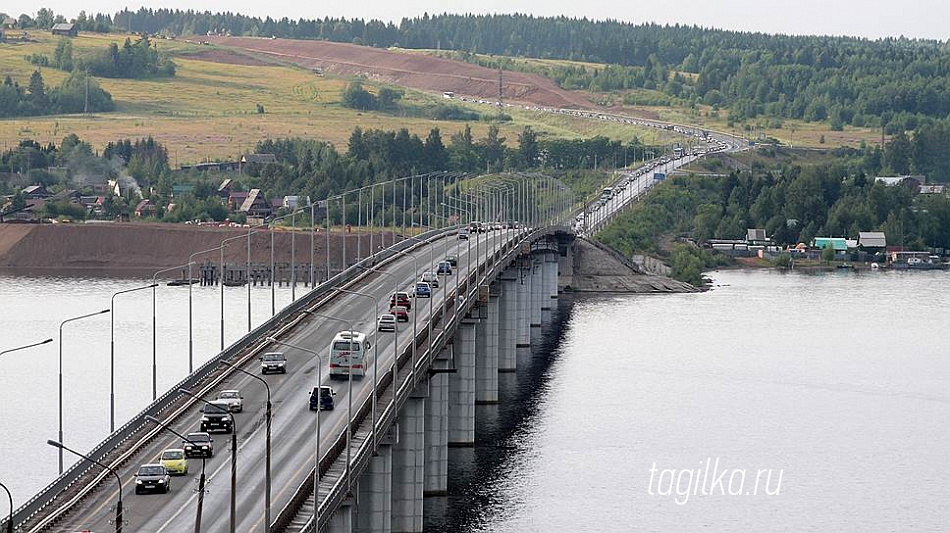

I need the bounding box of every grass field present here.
[407,49,884,150]
[0,33,667,165]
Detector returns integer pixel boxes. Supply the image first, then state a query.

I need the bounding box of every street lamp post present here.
[267,333,329,530]
[0,480,13,533]
[220,231,260,350]
[58,309,110,474]
[110,284,157,432]
[189,246,225,374]
[145,416,207,533]
[152,263,190,400]
[0,338,52,358]
[338,288,380,448]
[179,389,237,533]
[218,359,272,532]
[47,439,122,533]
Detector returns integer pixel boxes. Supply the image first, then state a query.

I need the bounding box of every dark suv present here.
[183,432,214,458]
[309,386,335,411]
[200,401,233,433]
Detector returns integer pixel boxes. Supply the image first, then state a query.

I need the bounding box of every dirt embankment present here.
[0,223,383,277]
[202,36,595,110]
[569,238,697,293]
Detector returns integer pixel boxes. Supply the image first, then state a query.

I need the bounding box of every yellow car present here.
[160,448,188,476]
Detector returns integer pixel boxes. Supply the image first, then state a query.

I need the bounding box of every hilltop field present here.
[0,32,680,164]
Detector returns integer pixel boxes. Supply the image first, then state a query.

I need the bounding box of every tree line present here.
[0,70,113,117]
[27,37,175,78]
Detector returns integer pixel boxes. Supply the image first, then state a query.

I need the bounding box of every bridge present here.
[3,132,741,533]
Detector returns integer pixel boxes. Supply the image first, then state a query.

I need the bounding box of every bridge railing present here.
[270,227,566,532]
[6,225,457,533]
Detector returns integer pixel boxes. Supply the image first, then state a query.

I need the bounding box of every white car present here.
[420,271,439,288]
[216,390,243,413]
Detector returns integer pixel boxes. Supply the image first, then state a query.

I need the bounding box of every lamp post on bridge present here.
[145,416,208,533]
[110,283,157,433]
[217,359,272,533]
[219,230,261,350]
[58,309,110,474]
[47,439,122,533]
[179,388,237,533]
[189,245,225,374]
[0,480,13,533]
[151,263,190,401]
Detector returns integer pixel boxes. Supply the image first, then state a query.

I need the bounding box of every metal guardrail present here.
[4,226,455,533]
[271,227,566,532]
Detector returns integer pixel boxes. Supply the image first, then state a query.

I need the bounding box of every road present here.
[56,229,513,532]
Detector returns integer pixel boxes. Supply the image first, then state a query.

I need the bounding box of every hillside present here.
[0,33,666,165]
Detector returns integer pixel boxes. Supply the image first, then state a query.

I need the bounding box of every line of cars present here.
[377,253,458,332]
[135,388,240,494]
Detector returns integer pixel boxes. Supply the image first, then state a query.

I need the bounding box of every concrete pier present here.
[448,320,476,446]
[545,251,559,301]
[329,499,354,533]
[355,433,394,533]
[498,272,518,372]
[392,391,426,533]
[475,292,499,404]
[541,253,554,311]
[530,258,543,328]
[424,350,450,495]
[516,263,530,347]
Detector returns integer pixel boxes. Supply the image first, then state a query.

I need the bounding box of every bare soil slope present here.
[0,223,376,277]
[203,36,594,109]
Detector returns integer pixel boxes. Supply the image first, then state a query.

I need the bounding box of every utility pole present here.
[498,68,503,107]
[83,68,89,114]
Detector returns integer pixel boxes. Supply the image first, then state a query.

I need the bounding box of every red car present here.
[390,305,409,322]
[390,292,411,310]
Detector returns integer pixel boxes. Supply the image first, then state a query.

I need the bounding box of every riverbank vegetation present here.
[597,144,950,283]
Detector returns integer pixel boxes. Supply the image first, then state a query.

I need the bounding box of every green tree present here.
[821,243,836,263]
[27,70,46,106]
[341,81,376,111]
[517,126,539,168]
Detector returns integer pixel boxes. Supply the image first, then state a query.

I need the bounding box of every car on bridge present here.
[260,352,287,374]
[437,261,452,275]
[160,449,188,475]
[445,254,458,266]
[200,400,234,433]
[135,464,171,494]
[377,313,397,331]
[389,305,409,322]
[309,385,335,411]
[390,291,411,310]
[216,389,243,412]
[457,229,469,240]
[420,271,439,288]
[183,432,214,458]
[415,281,431,297]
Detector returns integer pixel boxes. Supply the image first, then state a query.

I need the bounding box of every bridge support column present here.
[546,251,559,301]
[476,290,499,404]
[541,253,555,311]
[392,386,426,533]
[355,430,394,533]
[329,498,354,533]
[516,262,530,348]
[448,319,476,446]
[424,349,450,495]
[498,271,518,372]
[530,258,543,328]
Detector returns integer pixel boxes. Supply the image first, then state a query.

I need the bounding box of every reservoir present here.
[2,269,948,530]
[427,269,950,532]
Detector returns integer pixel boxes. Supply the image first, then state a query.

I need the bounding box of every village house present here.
[239,188,272,220]
[134,199,157,217]
[51,23,78,37]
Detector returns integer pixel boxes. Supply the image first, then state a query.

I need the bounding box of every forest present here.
[12,9,950,131]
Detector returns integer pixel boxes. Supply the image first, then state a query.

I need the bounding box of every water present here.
[0,274,297,503]
[427,269,950,532]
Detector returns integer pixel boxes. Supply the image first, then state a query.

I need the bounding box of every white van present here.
[329,331,370,380]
